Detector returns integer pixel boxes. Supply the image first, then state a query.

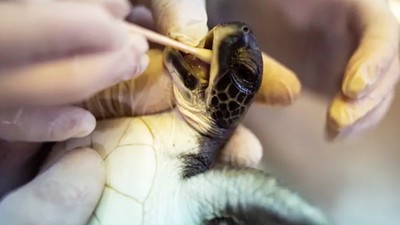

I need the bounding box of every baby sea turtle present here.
[51,22,329,225]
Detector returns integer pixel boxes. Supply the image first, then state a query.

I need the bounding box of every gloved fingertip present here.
[152,0,208,46]
[342,64,371,99]
[257,53,302,106]
[72,113,97,138]
[126,5,155,30]
[220,125,263,168]
[128,32,149,54]
[327,95,354,130]
[325,108,347,142]
[101,0,132,19]
[138,54,150,74]
[167,25,209,46]
[326,90,394,140]
[52,109,96,140]
[105,33,149,82]
[120,34,150,79]
[257,82,296,106]
[75,0,132,19]
[122,54,150,80]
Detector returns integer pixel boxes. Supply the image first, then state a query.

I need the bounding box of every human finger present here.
[26,0,132,19]
[341,0,400,99]
[327,90,395,140]
[150,0,208,46]
[0,1,131,69]
[126,5,156,30]
[327,59,399,138]
[0,106,96,142]
[73,0,132,18]
[0,147,105,225]
[218,124,263,168]
[0,36,149,107]
[255,52,302,106]
[81,49,174,119]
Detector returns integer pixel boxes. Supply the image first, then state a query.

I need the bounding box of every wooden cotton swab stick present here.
[123,22,212,64]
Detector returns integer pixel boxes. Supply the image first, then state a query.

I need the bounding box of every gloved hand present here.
[0,1,247,225]
[208,0,400,139]
[324,0,400,138]
[0,0,149,224]
[0,0,149,142]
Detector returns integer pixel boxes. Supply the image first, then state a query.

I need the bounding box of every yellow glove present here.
[328,0,400,138]
[208,0,400,139]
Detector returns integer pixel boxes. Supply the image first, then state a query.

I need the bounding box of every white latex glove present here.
[128,0,208,46]
[0,1,214,225]
[0,0,149,141]
[0,0,148,224]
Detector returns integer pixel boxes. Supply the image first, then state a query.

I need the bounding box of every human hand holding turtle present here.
[0,0,396,225]
[284,0,400,138]
[39,21,328,225]
[0,0,149,223]
[0,1,321,225]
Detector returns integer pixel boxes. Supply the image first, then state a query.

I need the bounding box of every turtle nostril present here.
[242,26,249,33]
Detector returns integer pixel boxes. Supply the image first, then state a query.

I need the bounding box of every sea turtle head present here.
[163,22,263,137]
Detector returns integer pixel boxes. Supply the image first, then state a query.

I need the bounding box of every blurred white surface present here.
[208,0,400,224]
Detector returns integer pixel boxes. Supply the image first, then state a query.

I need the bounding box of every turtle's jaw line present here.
[173,88,212,135]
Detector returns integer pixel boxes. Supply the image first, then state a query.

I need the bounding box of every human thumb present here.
[151,0,208,46]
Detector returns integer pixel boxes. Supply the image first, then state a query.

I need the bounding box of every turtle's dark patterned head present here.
[163,22,263,179]
[164,22,263,137]
[205,22,263,130]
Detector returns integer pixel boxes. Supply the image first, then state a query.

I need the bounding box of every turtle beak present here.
[180,167,331,225]
[196,24,222,92]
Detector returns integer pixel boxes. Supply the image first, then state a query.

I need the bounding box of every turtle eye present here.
[231,47,262,92]
[235,63,258,84]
